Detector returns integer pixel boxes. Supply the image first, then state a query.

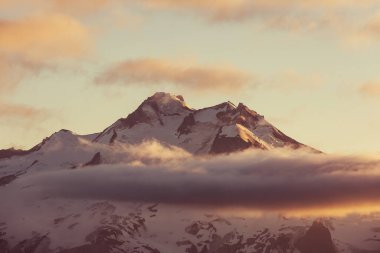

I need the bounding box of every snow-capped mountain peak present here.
[144,92,192,114]
[90,92,316,154]
[1,92,317,160]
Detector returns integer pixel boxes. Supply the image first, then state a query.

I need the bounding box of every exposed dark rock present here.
[83,152,102,167]
[210,135,252,154]
[26,160,38,170]
[0,175,17,187]
[9,234,50,253]
[0,170,26,187]
[141,245,161,253]
[186,223,201,235]
[177,113,196,136]
[60,226,124,253]
[296,221,337,253]
[109,130,118,144]
[236,103,263,120]
[147,203,158,213]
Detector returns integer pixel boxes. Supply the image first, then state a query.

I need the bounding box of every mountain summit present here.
[93,92,313,154]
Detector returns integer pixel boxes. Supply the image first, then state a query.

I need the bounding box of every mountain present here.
[0,92,315,162]
[0,92,319,172]
[2,92,378,253]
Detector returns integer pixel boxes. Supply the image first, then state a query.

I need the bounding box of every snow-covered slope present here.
[93,92,315,155]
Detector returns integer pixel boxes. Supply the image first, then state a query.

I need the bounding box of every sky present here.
[0,0,380,154]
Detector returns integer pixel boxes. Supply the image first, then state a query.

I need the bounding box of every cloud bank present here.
[21,144,380,213]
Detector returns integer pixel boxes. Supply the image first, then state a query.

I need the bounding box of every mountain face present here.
[2,92,378,253]
[92,92,313,154]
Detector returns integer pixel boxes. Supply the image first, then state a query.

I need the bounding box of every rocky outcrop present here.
[296,221,337,253]
[83,152,102,167]
[210,135,254,154]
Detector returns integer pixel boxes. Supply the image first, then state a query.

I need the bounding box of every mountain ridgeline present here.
[0,92,317,159]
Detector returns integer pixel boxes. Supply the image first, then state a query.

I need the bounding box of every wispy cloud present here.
[0,14,91,61]
[3,0,380,46]
[0,102,48,121]
[138,0,380,46]
[95,58,253,92]
[359,81,380,97]
[139,0,376,22]
[0,13,91,122]
[0,13,92,93]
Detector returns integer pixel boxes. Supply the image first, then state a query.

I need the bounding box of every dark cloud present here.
[22,148,380,212]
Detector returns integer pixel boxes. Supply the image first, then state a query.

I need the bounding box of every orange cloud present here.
[140,0,378,22]
[0,102,48,120]
[1,0,377,41]
[0,55,53,94]
[0,13,92,97]
[95,58,252,92]
[0,13,90,125]
[139,0,380,46]
[359,81,380,97]
[0,14,91,61]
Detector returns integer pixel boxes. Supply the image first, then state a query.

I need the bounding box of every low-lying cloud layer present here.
[20,143,380,213]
